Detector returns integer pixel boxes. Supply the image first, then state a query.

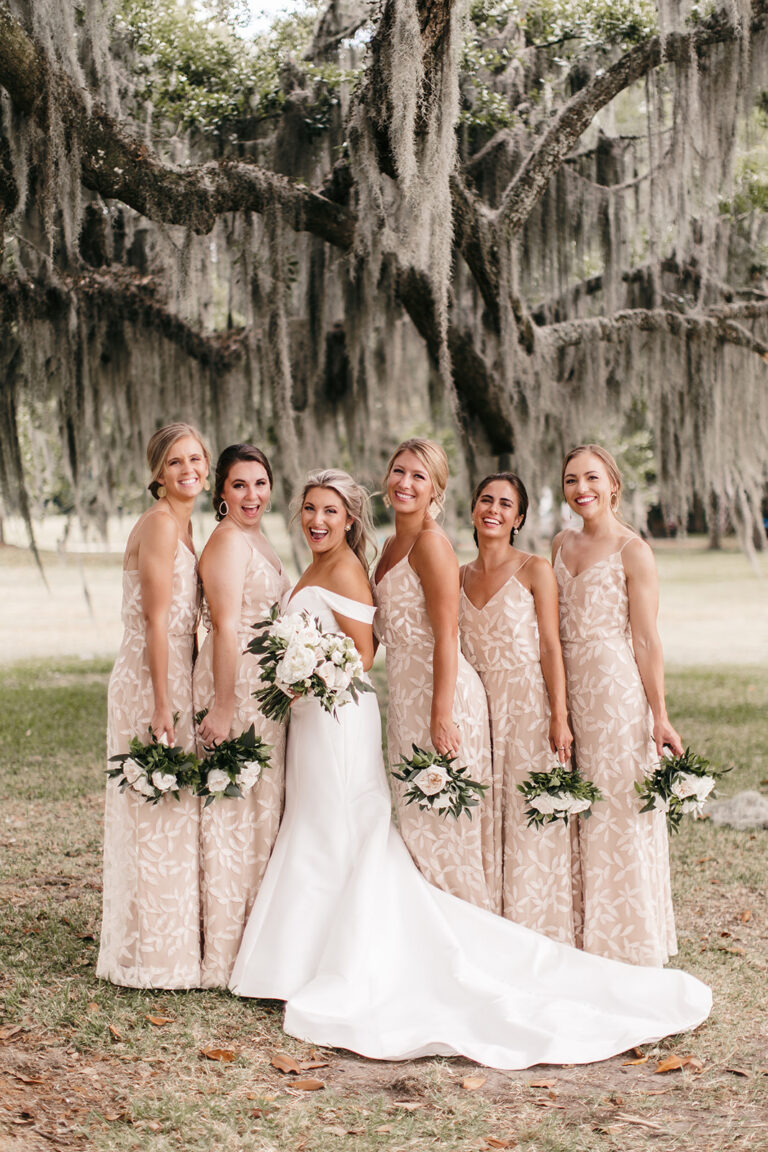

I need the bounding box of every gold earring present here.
[157,484,166,499]
[203,478,211,492]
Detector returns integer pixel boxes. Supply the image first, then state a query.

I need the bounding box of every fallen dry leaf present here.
[614,1113,665,1132]
[11,1073,44,1084]
[654,1055,687,1074]
[290,1078,325,1091]
[270,1051,302,1074]
[374,1124,392,1134]
[103,1112,123,1122]
[696,856,714,864]
[147,1120,162,1132]
[686,1057,705,1072]
[200,1048,235,1062]
[725,1067,751,1077]
[532,1099,565,1109]
[462,1074,487,1090]
[740,909,753,922]
[298,1057,329,1070]
[622,1055,650,1066]
[0,1025,24,1040]
[108,1024,123,1042]
[86,1002,100,1014]
[145,1015,174,1027]
[393,1101,423,1110]
[720,945,746,956]
[528,1079,557,1088]
[483,1138,515,1149]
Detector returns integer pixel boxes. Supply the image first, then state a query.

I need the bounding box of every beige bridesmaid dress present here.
[459,565,576,944]
[555,533,677,966]
[193,545,290,987]
[373,546,499,913]
[97,542,201,988]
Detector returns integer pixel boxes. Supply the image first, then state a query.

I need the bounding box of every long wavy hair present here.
[296,469,377,571]
[561,444,623,513]
[212,443,273,521]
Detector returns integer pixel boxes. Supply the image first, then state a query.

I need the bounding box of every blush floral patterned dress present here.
[555,533,677,966]
[97,542,201,988]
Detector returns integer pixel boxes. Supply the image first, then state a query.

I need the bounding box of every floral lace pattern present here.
[555,535,677,966]
[373,554,498,913]
[193,546,290,987]
[97,544,202,989]
[460,574,576,944]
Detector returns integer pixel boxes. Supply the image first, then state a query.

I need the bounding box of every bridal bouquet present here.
[194,711,272,807]
[635,746,730,832]
[246,605,373,723]
[517,760,603,827]
[392,744,488,820]
[107,720,199,804]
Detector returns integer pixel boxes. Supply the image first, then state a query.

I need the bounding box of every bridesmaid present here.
[459,472,576,944]
[373,438,498,913]
[97,422,209,988]
[194,444,290,988]
[553,444,681,966]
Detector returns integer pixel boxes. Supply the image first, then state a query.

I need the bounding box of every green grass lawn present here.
[0,659,766,1152]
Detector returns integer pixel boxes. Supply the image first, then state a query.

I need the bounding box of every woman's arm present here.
[411,533,461,756]
[136,512,179,744]
[197,530,249,746]
[624,539,683,757]
[328,563,375,670]
[529,559,573,762]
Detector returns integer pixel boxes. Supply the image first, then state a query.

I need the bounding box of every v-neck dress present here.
[555,534,677,966]
[372,550,499,914]
[460,569,576,944]
[97,541,202,988]
[194,542,291,987]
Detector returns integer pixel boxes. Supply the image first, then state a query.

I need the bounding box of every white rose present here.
[276,642,318,685]
[206,769,231,794]
[528,792,558,815]
[692,775,715,802]
[151,770,177,793]
[316,660,347,691]
[671,773,700,800]
[238,761,263,793]
[414,764,449,796]
[133,775,156,798]
[122,757,143,785]
[565,796,592,815]
[270,614,304,642]
[335,690,353,706]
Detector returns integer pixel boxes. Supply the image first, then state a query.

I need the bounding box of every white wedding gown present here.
[229,587,711,1069]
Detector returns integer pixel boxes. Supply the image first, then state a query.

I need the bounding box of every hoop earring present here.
[219,500,229,518]
[157,485,166,499]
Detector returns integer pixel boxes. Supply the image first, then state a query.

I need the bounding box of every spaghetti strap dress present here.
[97,542,201,988]
[372,544,499,913]
[459,563,576,944]
[193,543,291,987]
[555,533,677,966]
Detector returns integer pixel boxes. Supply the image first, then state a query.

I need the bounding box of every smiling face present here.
[386,449,435,516]
[157,435,208,501]
[220,459,271,530]
[562,451,618,520]
[301,486,352,555]
[472,479,524,542]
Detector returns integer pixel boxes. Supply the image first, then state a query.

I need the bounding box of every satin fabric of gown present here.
[459,567,576,945]
[97,542,201,989]
[193,543,291,987]
[372,546,500,913]
[229,586,710,1070]
[555,533,677,966]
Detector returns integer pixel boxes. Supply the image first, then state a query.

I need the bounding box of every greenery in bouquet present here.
[246,603,373,723]
[635,746,731,832]
[107,717,199,804]
[517,760,604,827]
[194,711,272,806]
[391,744,488,820]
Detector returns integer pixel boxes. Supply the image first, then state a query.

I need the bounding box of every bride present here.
[229,469,711,1069]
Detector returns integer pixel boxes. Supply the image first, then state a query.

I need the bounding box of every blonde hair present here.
[562,444,623,513]
[147,422,211,499]
[297,469,376,571]
[384,438,449,516]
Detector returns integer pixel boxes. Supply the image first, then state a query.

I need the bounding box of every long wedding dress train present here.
[229,586,711,1069]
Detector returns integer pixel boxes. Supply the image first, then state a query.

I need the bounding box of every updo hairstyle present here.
[147,422,211,499]
[384,437,449,517]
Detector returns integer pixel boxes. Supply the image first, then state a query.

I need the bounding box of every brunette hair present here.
[297,469,376,570]
[384,438,449,516]
[561,444,623,513]
[147,422,210,499]
[471,472,529,545]
[213,443,273,521]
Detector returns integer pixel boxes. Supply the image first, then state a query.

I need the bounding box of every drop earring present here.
[219,500,229,518]
[157,484,166,499]
[203,478,211,492]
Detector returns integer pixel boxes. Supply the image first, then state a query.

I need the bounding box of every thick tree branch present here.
[497,0,768,234]
[544,307,768,360]
[0,2,355,249]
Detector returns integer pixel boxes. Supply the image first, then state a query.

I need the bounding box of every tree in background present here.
[1,0,767,548]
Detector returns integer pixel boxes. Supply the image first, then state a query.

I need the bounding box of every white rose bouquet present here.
[194,711,272,807]
[246,604,373,723]
[635,747,730,832]
[107,717,199,804]
[517,760,603,827]
[391,744,489,820]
